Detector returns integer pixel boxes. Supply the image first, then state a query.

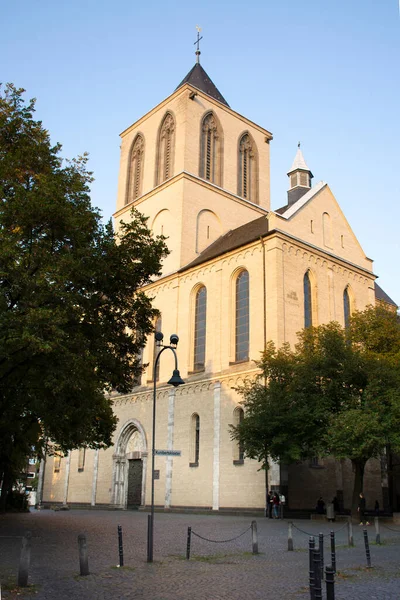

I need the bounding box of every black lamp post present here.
[147,331,184,563]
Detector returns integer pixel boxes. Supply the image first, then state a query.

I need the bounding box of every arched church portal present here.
[111,419,148,509]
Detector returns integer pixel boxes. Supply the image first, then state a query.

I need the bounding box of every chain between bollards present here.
[117,525,124,567]
[363,528,372,568]
[186,527,192,560]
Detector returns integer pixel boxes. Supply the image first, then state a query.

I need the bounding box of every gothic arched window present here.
[304,272,313,328]
[344,287,351,329]
[156,113,175,185]
[200,112,222,185]
[127,134,144,204]
[193,286,207,371]
[235,270,250,362]
[238,133,258,203]
[190,413,200,466]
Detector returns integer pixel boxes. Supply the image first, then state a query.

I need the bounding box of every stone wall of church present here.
[288,457,382,512]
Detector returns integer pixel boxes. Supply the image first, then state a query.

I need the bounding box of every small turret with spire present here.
[287,143,313,206]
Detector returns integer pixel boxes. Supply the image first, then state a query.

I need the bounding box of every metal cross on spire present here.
[194,26,203,64]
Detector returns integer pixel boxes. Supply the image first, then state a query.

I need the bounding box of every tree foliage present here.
[0,84,168,506]
[232,306,400,511]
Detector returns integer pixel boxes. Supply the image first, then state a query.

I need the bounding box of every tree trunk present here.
[351,459,366,516]
[264,452,269,517]
[0,467,11,513]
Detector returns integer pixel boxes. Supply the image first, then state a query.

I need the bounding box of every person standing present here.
[273,492,280,519]
[268,490,274,519]
[266,491,273,518]
[358,492,369,525]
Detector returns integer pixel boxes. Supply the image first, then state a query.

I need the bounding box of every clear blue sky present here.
[2,0,399,304]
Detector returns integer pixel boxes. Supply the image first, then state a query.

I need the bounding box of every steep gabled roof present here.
[274,181,327,218]
[175,63,230,107]
[179,215,269,272]
[288,147,312,174]
[375,283,397,307]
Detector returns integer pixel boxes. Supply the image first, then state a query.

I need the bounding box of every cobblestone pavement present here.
[1,510,400,599]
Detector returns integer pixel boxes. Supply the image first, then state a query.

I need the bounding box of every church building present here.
[39,55,397,514]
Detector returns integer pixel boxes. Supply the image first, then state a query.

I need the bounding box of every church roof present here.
[175,63,230,107]
[275,181,327,217]
[179,215,269,272]
[375,283,397,307]
[287,147,311,175]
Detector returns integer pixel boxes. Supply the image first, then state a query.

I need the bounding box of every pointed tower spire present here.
[194,26,203,64]
[287,144,313,206]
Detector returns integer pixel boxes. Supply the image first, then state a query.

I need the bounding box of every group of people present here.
[266,491,285,519]
[316,493,380,525]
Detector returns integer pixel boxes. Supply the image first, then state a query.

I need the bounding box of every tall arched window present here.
[344,287,351,329]
[238,133,258,203]
[304,271,313,328]
[193,286,207,371]
[200,112,222,185]
[152,316,162,382]
[233,407,245,463]
[235,270,249,362]
[156,113,175,185]
[190,413,200,466]
[127,134,144,204]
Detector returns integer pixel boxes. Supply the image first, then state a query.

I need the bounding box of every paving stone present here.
[1,510,400,599]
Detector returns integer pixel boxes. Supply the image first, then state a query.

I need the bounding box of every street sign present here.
[154,449,182,456]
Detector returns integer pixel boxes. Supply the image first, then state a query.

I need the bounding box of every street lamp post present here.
[147,331,184,563]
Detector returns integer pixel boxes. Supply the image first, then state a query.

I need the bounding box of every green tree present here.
[325,306,400,512]
[233,307,400,514]
[0,84,168,510]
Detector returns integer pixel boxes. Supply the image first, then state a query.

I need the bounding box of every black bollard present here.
[330,530,336,573]
[313,549,322,600]
[325,566,335,600]
[363,528,372,568]
[17,531,32,587]
[186,527,192,560]
[309,536,315,600]
[117,525,124,567]
[147,514,153,563]
[288,522,294,551]
[374,517,381,545]
[347,517,354,547]
[318,532,324,581]
[78,534,89,576]
[251,521,258,555]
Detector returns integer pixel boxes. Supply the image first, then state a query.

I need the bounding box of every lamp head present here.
[155,331,164,343]
[167,369,185,388]
[169,334,179,346]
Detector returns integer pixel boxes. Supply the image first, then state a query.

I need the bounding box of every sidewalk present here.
[1,509,400,599]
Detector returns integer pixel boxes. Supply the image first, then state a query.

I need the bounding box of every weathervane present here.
[194,26,203,64]
[298,141,301,148]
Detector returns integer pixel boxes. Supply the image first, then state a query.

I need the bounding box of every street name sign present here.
[154,449,182,456]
